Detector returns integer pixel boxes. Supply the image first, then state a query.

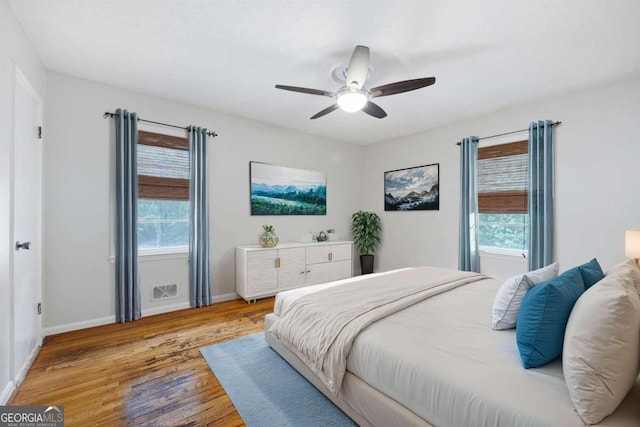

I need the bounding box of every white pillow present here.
[563,261,640,425]
[607,258,640,292]
[491,262,559,330]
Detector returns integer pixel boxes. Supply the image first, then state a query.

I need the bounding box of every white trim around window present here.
[109,246,189,263]
[139,246,189,257]
[479,246,528,259]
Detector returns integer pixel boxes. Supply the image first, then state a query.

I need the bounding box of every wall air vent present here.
[152,284,178,301]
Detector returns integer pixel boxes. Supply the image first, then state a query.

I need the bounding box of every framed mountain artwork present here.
[384,163,439,211]
[250,162,326,215]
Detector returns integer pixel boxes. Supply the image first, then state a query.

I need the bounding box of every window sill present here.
[109,247,189,263]
[479,247,528,260]
[139,246,188,256]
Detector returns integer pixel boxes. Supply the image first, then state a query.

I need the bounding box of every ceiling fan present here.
[275,45,436,120]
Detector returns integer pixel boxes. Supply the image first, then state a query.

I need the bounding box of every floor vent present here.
[152,284,178,301]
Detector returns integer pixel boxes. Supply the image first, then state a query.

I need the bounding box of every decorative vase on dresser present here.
[259,225,279,247]
[235,241,354,302]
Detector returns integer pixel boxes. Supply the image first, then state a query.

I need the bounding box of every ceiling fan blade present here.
[275,85,334,97]
[369,77,436,98]
[345,45,370,89]
[362,101,387,119]
[310,104,339,120]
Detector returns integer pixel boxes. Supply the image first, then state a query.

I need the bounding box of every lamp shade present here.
[625,230,640,258]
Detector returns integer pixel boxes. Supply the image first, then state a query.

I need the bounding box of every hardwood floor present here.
[9,297,275,426]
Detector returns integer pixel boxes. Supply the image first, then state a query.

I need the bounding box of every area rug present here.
[200,333,356,427]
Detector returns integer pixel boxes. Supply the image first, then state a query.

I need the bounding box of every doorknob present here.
[15,241,31,250]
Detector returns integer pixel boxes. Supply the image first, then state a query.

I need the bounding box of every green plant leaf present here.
[350,211,381,255]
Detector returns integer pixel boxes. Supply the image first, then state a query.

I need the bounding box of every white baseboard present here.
[44,293,240,336]
[43,315,116,336]
[14,341,42,387]
[211,292,239,304]
[141,301,191,317]
[142,293,238,316]
[2,340,44,404]
[1,381,16,405]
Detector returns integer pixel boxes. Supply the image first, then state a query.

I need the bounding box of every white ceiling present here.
[9,0,640,145]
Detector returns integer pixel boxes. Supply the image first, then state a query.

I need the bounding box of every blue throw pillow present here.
[578,258,604,289]
[516,268,585,368]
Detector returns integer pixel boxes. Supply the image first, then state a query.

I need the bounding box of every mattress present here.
[270,270,640,426]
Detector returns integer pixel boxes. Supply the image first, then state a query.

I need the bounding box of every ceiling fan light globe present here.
[337,91,368,112]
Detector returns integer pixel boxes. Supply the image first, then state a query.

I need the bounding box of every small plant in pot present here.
[350,211,381,274]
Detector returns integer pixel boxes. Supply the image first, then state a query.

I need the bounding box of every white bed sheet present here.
[272,272,640,426]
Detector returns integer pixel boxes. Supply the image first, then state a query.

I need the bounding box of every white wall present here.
[0,0,47,403]
[362,73,640,279]
[43,72,363,332]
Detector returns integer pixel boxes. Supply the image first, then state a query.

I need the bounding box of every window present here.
[477,140,528,254]
[137,131,189,250]
[478,213,528,251]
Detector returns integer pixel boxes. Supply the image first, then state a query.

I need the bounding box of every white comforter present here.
[268,266,486,393]
[269,269,640,426]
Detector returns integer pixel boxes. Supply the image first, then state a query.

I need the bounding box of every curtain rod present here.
[103,112,218,138]
[455,121,562,145]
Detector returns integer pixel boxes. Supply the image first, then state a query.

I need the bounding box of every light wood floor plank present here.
[9,297,274,426]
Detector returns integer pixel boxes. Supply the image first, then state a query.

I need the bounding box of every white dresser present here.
[236,241,354,302]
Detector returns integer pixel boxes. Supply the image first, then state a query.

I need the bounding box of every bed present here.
[264,266,640,427]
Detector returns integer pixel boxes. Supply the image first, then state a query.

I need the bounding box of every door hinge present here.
[37,303,42,315]
[38,126,42,139]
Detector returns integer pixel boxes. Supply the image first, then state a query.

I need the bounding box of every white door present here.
[12,68,43,384]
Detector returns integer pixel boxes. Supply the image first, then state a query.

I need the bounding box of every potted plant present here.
[350,211,381,274]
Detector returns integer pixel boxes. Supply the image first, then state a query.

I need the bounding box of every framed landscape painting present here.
[250,162,326,215]
[384,163,439,211]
